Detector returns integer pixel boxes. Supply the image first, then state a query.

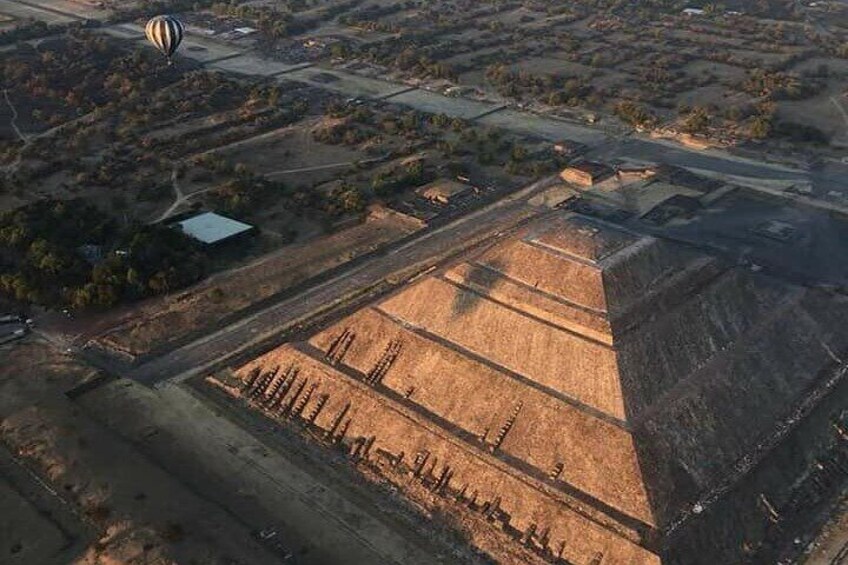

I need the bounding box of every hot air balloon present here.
[145,15,184,64]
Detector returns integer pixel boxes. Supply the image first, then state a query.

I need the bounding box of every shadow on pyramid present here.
[235,211,848,564]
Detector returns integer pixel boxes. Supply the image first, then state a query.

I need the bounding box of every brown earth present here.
[0,337,279,565]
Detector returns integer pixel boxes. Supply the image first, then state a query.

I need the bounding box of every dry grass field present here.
[214,118,367,185]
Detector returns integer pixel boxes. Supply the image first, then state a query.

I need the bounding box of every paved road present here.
[125,176,562,385]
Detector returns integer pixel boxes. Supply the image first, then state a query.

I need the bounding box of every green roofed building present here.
[175,212,255,246]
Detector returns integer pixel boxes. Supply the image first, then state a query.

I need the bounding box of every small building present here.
[417,179,473,205]
[560,161,614,187]
[175,212,255,246]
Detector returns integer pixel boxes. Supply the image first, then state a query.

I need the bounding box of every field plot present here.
[93,211,421,358]
[285,66,406,99]
[216,120,367,186]
[674,85,749,110]
[174,34,243,63]
[0,0,75,24]
[99,23,144,39]
[682,60,748,85]
[386,88,498,120]
[479,109,608,145]
[778,90,848,146]
[17,0,109,20]
[513,57,597,79]
[209,54,310,77]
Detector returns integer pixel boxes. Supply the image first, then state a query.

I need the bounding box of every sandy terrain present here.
[74,377,468,564]
[0,337,278,564]
[804,496,848,564]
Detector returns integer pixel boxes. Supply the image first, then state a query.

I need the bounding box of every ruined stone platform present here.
[231,212,848,564]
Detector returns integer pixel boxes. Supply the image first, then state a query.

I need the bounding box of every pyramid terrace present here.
[217,211,848,564]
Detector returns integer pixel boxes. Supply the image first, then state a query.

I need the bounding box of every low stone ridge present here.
[229,212,848,564]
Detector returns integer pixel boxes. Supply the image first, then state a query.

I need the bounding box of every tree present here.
[326,182,365,215]
[682,107,710,134]
[749,115,772,139]
[511,145,528,162]
[614,101,656,128]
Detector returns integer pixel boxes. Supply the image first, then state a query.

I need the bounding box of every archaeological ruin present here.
[216,211,848,564]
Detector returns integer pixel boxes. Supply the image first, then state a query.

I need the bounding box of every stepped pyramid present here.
[236,212,848,564]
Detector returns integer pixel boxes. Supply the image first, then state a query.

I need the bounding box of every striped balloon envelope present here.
[145,15,184,63]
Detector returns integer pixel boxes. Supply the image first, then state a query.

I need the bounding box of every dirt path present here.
[152,166,185,223]
[2,88,28,173]
[151,165,218,223]
[830,96,848,136]
[2,91,97,174]
[3,88,28,143]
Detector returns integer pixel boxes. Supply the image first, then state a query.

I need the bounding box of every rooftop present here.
[565,160,615,178]
[176,212,254,245]
[417,179,473,202]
